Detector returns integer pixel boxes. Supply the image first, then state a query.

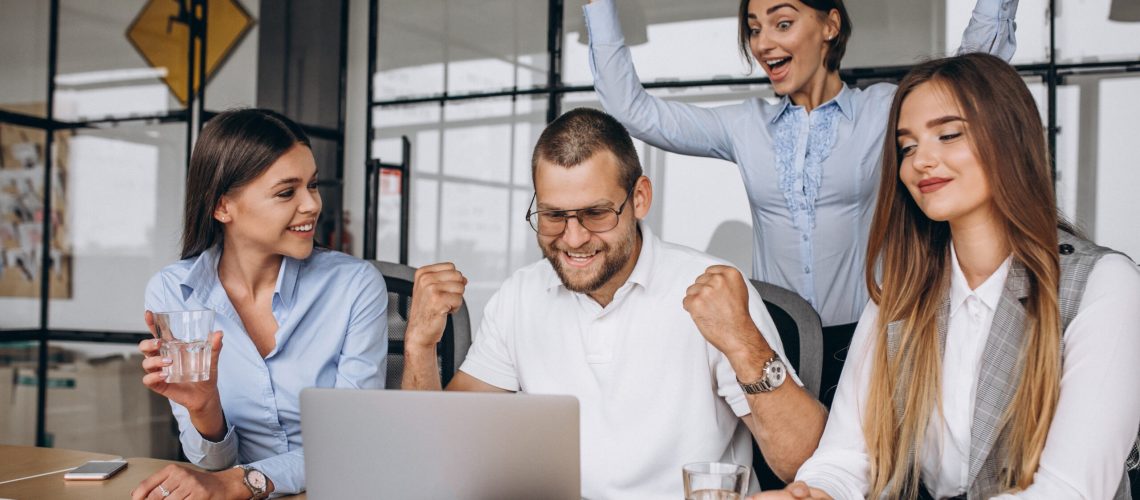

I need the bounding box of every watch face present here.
[765,359,787,387]
[248,469,267,490]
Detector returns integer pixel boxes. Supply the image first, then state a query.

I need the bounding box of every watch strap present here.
[233,465,268,500]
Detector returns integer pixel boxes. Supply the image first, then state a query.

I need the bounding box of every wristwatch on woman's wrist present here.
[233,465,268,500]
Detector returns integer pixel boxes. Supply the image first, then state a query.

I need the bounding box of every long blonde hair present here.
[864,53,1063,498]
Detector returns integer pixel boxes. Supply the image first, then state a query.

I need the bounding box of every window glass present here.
[375,0,549,100]
[47,123,185,332]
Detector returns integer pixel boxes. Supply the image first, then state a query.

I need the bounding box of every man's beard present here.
[540,223,636,294]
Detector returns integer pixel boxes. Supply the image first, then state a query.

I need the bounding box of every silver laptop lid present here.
[302,388,580,499]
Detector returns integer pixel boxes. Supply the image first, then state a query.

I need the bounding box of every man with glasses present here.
[402,108,827,498]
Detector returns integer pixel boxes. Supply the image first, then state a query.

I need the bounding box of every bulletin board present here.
[0,104,71,298]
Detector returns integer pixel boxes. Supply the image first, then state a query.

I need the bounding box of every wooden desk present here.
[0,446,306,499]
[0,446,118,483]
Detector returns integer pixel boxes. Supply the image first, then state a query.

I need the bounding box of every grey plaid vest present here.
[885,230,1135,499]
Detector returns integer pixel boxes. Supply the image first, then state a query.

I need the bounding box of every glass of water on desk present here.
[683,462,750,500]
[153,310,214,383]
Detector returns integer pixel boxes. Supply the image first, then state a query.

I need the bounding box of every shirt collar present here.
[543,221,657,293]
[768,84,855,124]
[181,246,221,303]
[949,242,1013,316]
[179,245,302,308]
[274,254,300,309]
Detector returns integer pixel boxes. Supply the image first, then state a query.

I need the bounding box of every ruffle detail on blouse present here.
[771,102,841,230]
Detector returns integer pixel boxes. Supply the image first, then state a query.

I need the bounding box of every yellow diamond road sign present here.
[126,0,255,105]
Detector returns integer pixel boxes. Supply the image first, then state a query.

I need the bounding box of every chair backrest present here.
[371,261,472,389]
[748,279,823,399]
[748,279,824,490]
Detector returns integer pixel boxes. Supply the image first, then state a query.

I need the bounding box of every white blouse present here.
[795,247,1140,499]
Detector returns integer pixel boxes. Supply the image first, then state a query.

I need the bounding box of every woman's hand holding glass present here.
[138,310,227,440]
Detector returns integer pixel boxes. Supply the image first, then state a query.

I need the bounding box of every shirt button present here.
[801,233,809,242]
[804,266,811,274]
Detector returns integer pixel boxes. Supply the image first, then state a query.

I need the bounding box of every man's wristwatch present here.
[738,355,788,394]
[233,465,268,500]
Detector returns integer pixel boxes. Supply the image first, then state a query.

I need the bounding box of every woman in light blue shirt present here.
[584,0,1018,406]
[131,109,388,499]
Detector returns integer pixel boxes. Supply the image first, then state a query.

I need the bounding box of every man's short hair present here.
[531,108,643,193]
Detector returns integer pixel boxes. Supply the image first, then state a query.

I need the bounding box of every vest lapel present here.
[886,300,951,410]
[968,260,1030,485]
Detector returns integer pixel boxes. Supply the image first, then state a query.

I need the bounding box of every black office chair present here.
[371,261,472,389]
[749,280,823,398]
[747,279,824,491]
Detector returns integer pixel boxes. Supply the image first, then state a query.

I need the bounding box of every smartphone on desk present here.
[63,460,128,480]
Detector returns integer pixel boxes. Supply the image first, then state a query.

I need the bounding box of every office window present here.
[46,124,185,332]
[945,0,1050,64]
[44,340,179,458]
[0,340,41,446]
[1054,74,1140,259]
[562,1,745,87]
[1057,0,1140,63]
[375,0,549,100]
[56,0,185,121]
[373,96,545,326]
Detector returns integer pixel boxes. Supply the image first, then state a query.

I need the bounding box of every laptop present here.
[301,388,580,499]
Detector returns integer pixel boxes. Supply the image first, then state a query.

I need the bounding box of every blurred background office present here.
[1,0,1137,460]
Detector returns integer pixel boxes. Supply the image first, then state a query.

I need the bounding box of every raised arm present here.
[684,265,828,481]
[957,0,1020,61]
[402,263,506,392]
[585,0,736,161]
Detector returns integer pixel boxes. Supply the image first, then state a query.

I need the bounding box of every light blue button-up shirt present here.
[586,0,1019,326]
[144,247,387,495]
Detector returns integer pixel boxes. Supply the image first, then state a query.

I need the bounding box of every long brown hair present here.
[737,0,852,72]
[181,108,310,259]
[864,53,1062,497]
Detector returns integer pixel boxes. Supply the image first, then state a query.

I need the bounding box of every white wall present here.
[1095,77,1140,258]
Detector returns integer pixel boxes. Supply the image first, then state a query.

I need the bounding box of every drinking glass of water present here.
[153,310,214,383]
[683,462,750,500]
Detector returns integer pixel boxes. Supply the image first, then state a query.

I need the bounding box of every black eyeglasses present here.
[525,186,635,236]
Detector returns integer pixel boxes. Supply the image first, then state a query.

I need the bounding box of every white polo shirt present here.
[460,223,799,499]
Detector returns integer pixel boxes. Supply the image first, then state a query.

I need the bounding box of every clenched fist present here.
[682,265,771,364]
[406,262,468,349]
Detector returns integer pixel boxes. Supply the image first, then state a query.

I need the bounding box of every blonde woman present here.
[760,53,1140,499]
